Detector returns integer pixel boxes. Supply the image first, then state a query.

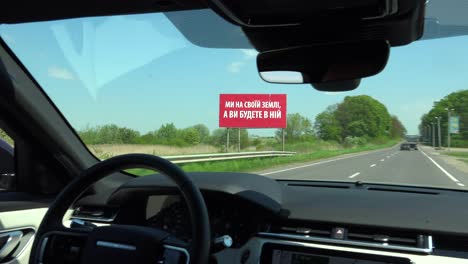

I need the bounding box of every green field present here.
[127,140,399,176]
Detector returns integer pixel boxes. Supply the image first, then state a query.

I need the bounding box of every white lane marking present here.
[457,183,465,187]
[420,149,462,183]
[386,156,390,158]
[348,172,360,179]
[370,164,377,167]
[380,159,385,162]
[260,148,394,175]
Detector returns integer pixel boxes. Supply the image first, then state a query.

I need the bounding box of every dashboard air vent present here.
[71,206,118,223]
[270,225,331,238]
[260,224,433,254]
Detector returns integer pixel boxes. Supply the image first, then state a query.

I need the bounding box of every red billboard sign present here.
[219,94,287,128]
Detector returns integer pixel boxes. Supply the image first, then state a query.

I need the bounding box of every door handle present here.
[0,231,23,260]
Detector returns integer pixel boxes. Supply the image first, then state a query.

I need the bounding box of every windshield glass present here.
[1,9,468,190]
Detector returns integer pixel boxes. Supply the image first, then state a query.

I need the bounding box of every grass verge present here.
[444,152,468,165]
[89,144,219,159]
[445,152,468,158]
[128,140,399,176]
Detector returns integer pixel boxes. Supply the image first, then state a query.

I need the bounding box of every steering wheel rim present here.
[29,154,211,264]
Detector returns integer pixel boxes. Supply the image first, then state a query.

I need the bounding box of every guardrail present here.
[163,151,296,164]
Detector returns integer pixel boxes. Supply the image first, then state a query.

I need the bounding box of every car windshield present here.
[1,8,468,190]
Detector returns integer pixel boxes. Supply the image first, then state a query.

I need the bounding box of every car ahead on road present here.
[0,1,468,264]
[409,142,418,150]
[400,143,411,151]
[400,142,418,151]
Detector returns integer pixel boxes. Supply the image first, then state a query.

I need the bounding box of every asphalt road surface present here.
[260,145,468,189]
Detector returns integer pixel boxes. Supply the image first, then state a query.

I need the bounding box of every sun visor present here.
[421,0,468,40]
[164,9,253,49]
[164,1,468,50]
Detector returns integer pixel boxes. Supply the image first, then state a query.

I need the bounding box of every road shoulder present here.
[431,148,468,174]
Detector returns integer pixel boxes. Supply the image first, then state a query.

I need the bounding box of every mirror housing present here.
[312,79,361,92]
[257,40,389,84]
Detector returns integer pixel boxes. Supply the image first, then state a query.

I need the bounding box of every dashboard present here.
[261,244,411,264]
[72,172,468,263]
[145,194,265,249]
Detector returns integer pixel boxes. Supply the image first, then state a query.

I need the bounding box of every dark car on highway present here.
[400,143,411,151]
[401,142,418,151]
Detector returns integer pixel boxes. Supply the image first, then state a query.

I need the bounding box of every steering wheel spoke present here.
[38,228,90,264]
[30,154,210,264]
[162,244,191,264]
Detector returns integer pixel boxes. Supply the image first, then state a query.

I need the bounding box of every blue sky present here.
[1,11,468,136]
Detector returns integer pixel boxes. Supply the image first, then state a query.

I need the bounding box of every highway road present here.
[259,145,468,189]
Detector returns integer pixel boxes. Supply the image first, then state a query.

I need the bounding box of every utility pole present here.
[438,118,442,148]
[431,123,435,148]
[447,110,451,151]
[424,126,427,143]
[428,125,431,145]
[427,125,430,144]
[435,117,442,148]
[445,108,454,151]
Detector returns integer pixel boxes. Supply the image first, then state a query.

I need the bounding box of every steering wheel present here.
[29,154,211,264]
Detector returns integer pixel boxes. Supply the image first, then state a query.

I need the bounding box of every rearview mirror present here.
[259,71,304,84]
[257,40,390,85]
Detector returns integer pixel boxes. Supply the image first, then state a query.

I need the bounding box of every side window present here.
[0,128,14,190]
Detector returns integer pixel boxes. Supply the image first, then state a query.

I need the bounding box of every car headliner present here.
[1,0,468,50]
[0,0,206,24]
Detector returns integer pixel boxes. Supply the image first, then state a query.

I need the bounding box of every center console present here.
[260,243,412,264]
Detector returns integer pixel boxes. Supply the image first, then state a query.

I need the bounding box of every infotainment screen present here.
[262,244,411,264]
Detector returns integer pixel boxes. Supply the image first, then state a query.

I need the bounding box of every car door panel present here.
[0,208,47,264]
[0,192,52,264]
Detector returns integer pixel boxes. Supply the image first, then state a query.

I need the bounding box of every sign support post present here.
[238,128,241,152]
[282,128,285,152]
[226,128,230,152]
[448,115,460,150]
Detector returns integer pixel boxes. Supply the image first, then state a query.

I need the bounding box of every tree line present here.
[78,95,406,149]
[79,123,251,148]
[280,95,406,146]
[419,90,468,147]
